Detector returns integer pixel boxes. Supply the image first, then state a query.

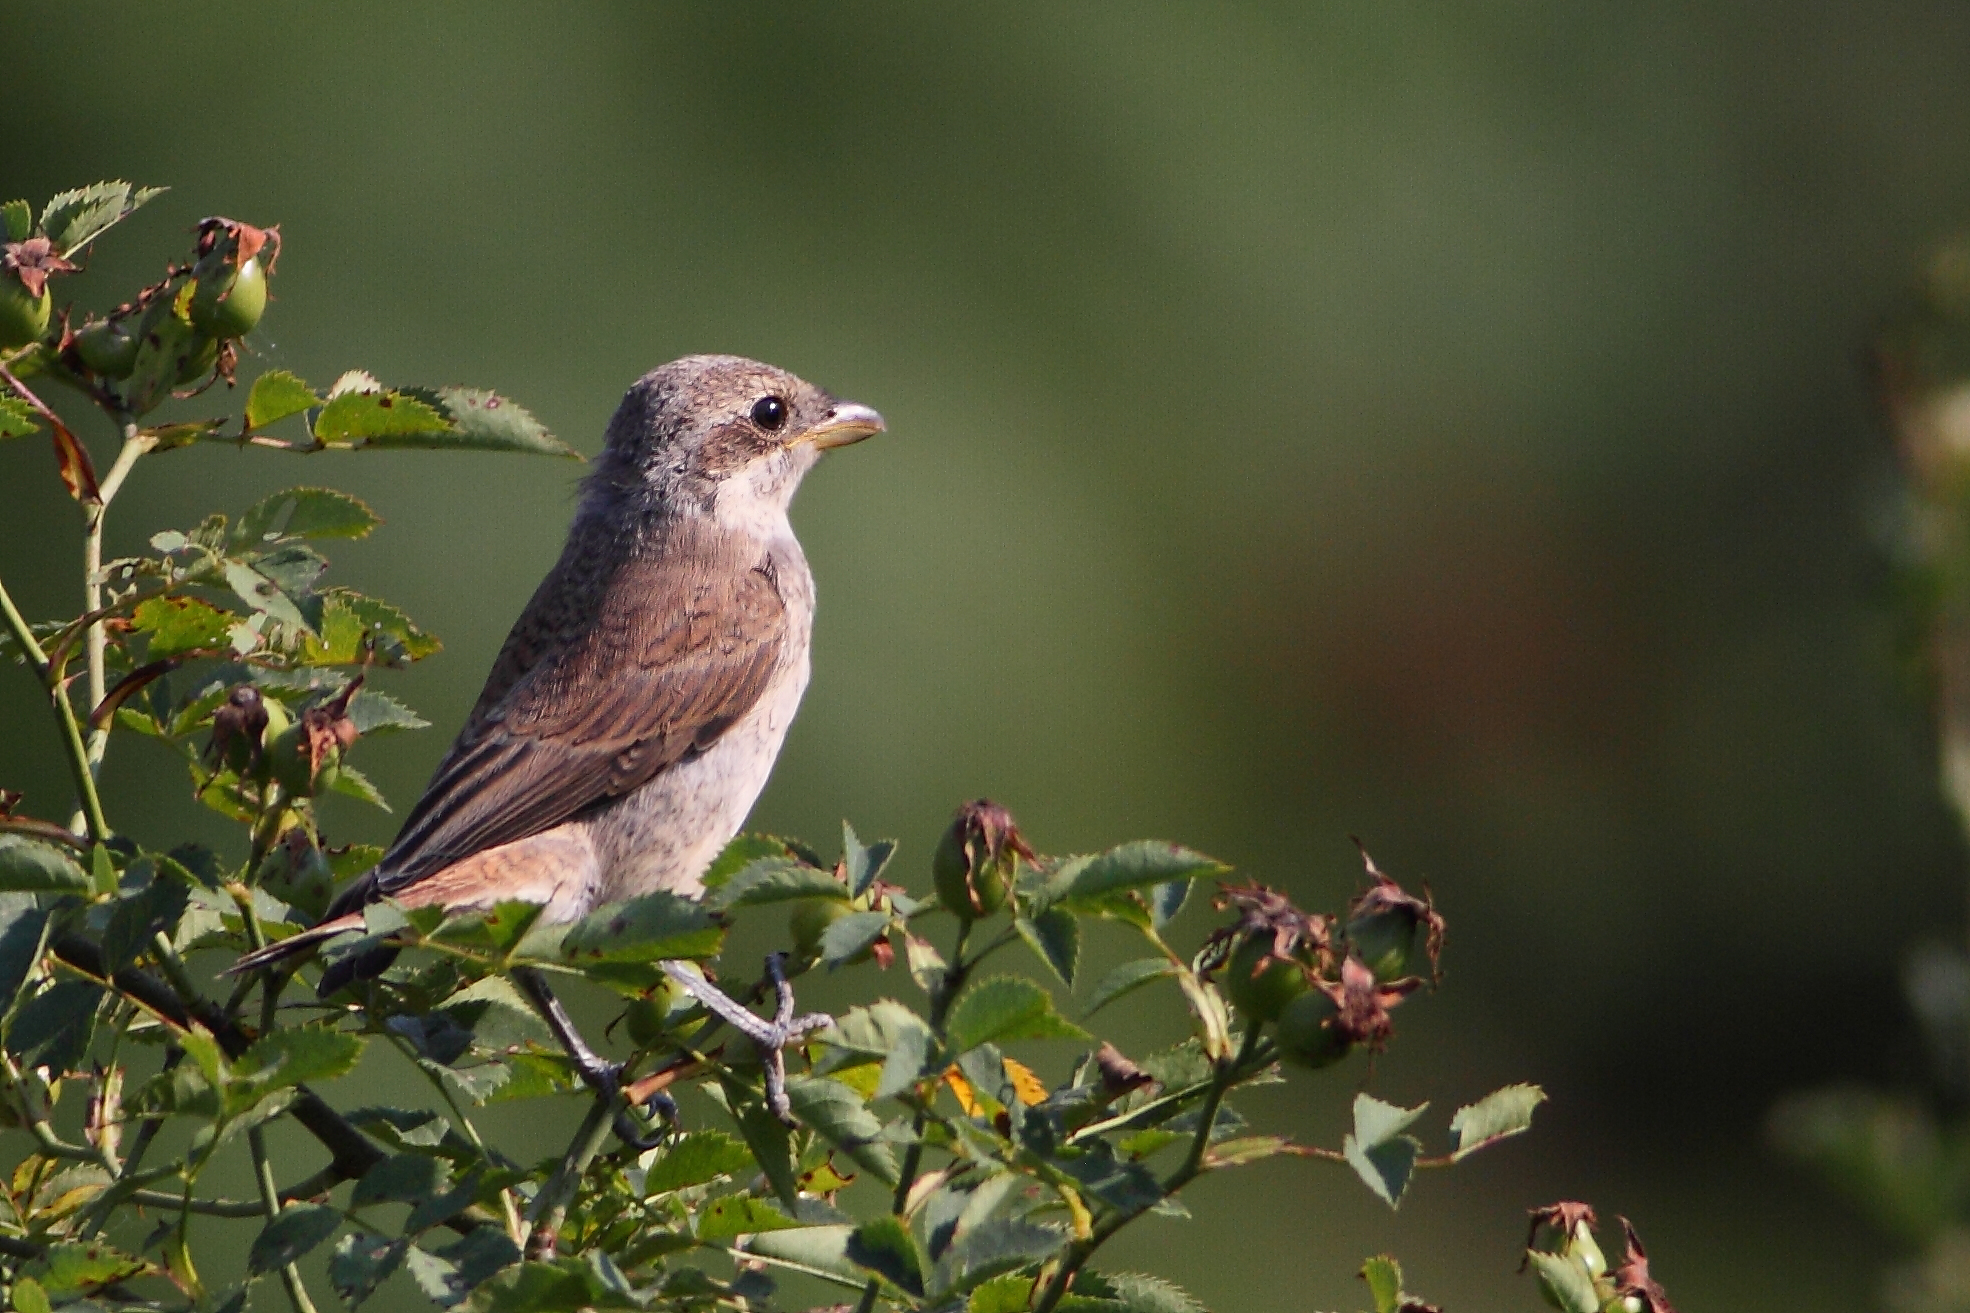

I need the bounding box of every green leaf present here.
[1087,1272,1207,1313]
[0,897,49,1009]
[0,835,89,892]
[1361,1255,1403,1313]
[820,910,893,967]
[936,1217,1062,1297]
[969,1275,1036,1313]
[39,181,164,256]
[703,833,799,890]
[234,487,380,546]
[330,1232,406,1310]
[1016,908,1079,987]
[730,1084,800,1208]
[235,1027,367,1092]
[7,980,102,1072]
[1044,842,1227,912]
[352,1152,451,1207]
[843,821,896,898]
[0,395,39,439]
[697,1195,807,1242]
[643,1130,755,1195]
[1449,1082,1546,1160]
[432,1230,522,1302]
[246,370,321,429]
[709,856,847,909]
[27,1240,149,1296]
[1,199,29,242]
[297,588,440,665]
[324,762,391,811]
[553,891,722,963]
[416,386,580,458]
[1082,958,1178,1018]
[1525,1250,1602,1313]
[224,559,311,632]
[249,1203,342,1274]
[9,1276,49,1313]
[786,1076,900,1184]
[89,843,117,898]
[132,595,234,658]
[945,976,1090,1055]
[1343,1094,1427,1209]
[347,688,430,735]
[847,1215,926,1296]
[313,387,453,445]
[101,875,190,972]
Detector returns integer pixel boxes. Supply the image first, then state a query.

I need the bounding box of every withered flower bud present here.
[1521,1201,1604,1274]
[1344,841,1444,986]
[207,684,270,774]
[3,237,79,298]
[1092,1042,1156,1102]
[1202,880,1331,1023]
[1613,1218,1677,1313]
[932,799,1034,921]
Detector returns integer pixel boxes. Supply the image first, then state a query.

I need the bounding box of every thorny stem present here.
[1031,1026,1267,1313]
[525,1093,616,1259]
[852,921,975,1313]
[245,960,321,1313]
[80,420,153,777]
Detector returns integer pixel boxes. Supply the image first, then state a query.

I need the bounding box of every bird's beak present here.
[797,402,885,450]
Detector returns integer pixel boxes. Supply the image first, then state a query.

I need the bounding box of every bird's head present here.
[587,354,883,528]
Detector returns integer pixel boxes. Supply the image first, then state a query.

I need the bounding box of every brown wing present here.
[371,518,786,893]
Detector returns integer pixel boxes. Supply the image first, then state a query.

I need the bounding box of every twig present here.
[524,1094,615,1259]
[0,569,110,841]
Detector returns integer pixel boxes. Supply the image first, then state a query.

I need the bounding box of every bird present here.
[231,354,883,1131]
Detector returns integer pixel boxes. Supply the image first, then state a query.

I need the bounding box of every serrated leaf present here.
[786,1077,899,1184]
[1343,1131,1419,1209]
[245,370,320,429]
[101,874,190,972]
[234,487,380,546]
[0,835,89,892]
[1525,1249,1602,1313]
[331,1232,406,1309]
[313,388,452,445]
[945,976,1090,1055]
[132,595,233,658]
[224,559,311,632]
[821,910,893,967]
[1092,1272,1208,1313]
[1044,842,1228,912]
[643,1130,756,1195]
[553,891,722,963]
[703,833,799,890]
[7,980,101,1071]
[39,181,164,257]
[1353,1093,1428,1147]
[0,395,39,440]
[1361,1255,1403,1313]
[325,763,390,811]
[347,688,429,735]
[1449,1083,1546,1160]
[731,1086,799,1208]
[297,588,440,665]
[234,1027,366,1092]
[248,1203,342,1274]
[843,821,896,898]
[709,856,847,909]
[1083,958,1179,1018]
[936,1216,1061,1297]
[696,1195,807,1241]
[1016,907,1079,986]
[351,1152,451,1207]
[28,1240,149,1296]
[1,199,29,242]
[848,1214,926,1296]
[969,1274,1037,1313]
[432,1230,521,1304]
[0,897,49,1008]
[415,386,579,458]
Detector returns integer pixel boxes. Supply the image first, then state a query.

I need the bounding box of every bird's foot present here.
[513,965,681,1149]
[662,953,830,1124]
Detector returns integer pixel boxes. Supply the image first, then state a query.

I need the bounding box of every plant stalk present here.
[0,568,111,841]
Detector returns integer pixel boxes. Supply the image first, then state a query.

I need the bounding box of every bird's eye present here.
[751,396,788,431]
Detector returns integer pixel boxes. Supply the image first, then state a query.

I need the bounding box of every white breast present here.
[576,532,815,909]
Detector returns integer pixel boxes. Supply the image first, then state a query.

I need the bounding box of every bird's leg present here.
[512,966,678,1149]
[660,953,830,1123]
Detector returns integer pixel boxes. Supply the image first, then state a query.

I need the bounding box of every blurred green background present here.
[8,2,1970,1307]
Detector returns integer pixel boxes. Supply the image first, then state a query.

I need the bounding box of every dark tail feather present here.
[316,945,401,998]
[226,913,365,975]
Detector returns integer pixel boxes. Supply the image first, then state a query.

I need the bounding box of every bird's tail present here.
[226,913,365,975]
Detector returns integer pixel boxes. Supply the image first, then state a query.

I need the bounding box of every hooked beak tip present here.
[800,401,885,450]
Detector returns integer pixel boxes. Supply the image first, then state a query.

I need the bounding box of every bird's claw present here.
[662,953,830,1125]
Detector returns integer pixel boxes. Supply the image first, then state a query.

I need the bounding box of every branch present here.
[0,569,110,841]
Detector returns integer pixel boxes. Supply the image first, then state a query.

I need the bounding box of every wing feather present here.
[371,519,787,892]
